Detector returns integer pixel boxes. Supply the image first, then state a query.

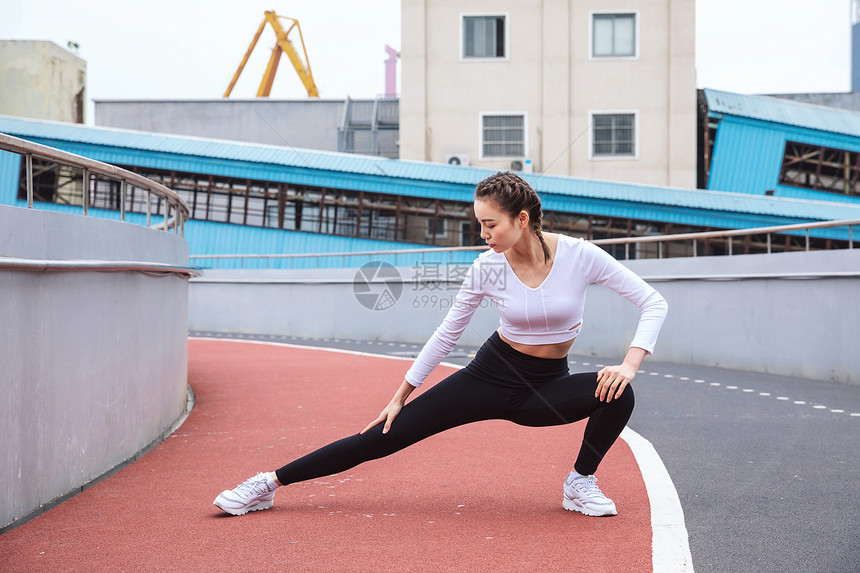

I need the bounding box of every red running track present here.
[0,339,652,572]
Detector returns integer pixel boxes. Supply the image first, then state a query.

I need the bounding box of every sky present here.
[0,0,854,124]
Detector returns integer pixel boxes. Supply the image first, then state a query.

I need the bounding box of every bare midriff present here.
[497,328,576,359]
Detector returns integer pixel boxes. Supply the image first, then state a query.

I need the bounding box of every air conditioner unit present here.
[510,158,534,173]
[445,153,470,166]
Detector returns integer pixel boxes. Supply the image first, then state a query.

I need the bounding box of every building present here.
[0,40,86,123]
[2,114,857,269]
[399,0,696,188]
[95,97,399,159]
[700,89,860,205]
[768,92,860,113]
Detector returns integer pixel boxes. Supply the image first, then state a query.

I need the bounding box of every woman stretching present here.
[214,171,668,517]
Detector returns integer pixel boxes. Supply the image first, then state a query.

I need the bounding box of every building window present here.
[481,113,526,158]
[779,141,860,196]
[591,112,636,158]
[462,15,507,59]
[592,12,637,58]
[426,217,447,239]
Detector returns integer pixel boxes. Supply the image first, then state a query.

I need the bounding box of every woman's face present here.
[474,198,527,253]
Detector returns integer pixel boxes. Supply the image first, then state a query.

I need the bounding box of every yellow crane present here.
[224,11,319,98]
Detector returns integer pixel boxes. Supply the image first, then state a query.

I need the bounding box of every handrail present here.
[191,244,488,260]
[0,132,190,236]
[592,217,857,259]
[593,218,859,245]
[188,216,857,266]
[0,256,201,279]
[189,270,860,285]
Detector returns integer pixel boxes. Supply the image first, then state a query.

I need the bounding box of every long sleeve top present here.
[404,235,668,387]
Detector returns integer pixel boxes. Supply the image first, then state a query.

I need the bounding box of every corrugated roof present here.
[4,114,860,225]
[704,88,860,138]
[0,114,496,185]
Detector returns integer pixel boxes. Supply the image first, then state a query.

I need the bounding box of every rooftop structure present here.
[2,114,858,266]
[768,92,860,113]
[701,89,860,205]
[95,97,399,159]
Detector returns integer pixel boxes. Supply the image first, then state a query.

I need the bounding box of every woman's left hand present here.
[595,363,637,403]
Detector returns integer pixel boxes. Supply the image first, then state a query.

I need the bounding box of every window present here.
[460,220,485,246]
[462,15,506,59]
[592,12,637,58]
[426,217,447,239]
[779,141,860,197]
[481,113,526,158]
[590,112,637,158]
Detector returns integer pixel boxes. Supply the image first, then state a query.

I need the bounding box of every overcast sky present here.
[1,0,854,123]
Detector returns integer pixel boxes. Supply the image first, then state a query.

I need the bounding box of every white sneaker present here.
[213,473,277,516]
[562,472,617,516]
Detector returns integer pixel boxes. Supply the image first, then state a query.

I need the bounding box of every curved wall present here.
[0,206,190,530]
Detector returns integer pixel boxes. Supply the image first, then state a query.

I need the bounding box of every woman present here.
[214,172,668,517]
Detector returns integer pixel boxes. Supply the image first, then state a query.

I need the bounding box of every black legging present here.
[275,332,634,485]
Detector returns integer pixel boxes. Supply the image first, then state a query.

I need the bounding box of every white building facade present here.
[400,0,696,188]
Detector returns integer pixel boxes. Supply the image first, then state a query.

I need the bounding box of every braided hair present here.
[474,171,551,263]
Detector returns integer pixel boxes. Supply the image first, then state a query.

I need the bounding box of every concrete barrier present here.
[1,206,190,530]
[189,248,860,386]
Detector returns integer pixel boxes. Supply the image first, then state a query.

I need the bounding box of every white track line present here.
[622,427,695,572]
[191,336,694,571]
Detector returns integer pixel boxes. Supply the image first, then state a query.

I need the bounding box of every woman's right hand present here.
[360,379,416,435]
[360,399,404,435]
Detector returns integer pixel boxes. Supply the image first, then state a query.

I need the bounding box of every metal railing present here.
[188,217,857,269]
[190,245,485,268]
[594,217,856,260]
[0,256,200,279]
[0,132,190,235]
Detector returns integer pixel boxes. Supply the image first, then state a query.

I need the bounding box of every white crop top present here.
[404,235,668,387]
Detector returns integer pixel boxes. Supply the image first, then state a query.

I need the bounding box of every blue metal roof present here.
[703,89,860,204]
[704,88,860,138]
[705,117,860,203]
[4,114,860,228]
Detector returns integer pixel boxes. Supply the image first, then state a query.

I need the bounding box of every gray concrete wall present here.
[94,99,344,150]
[1,206,190,530]
[767,92,860,113]
[0,40,86,123]
[582,249,860,384]
[189,266,502,347]
[189,248,860,385]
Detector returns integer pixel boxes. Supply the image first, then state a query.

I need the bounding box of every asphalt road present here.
[192,331,860,573]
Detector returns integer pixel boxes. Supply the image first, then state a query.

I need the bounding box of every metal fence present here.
[188,217,857,269]
[594,218,856,260]
[337,97,399,158]
[0,132,190,235]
